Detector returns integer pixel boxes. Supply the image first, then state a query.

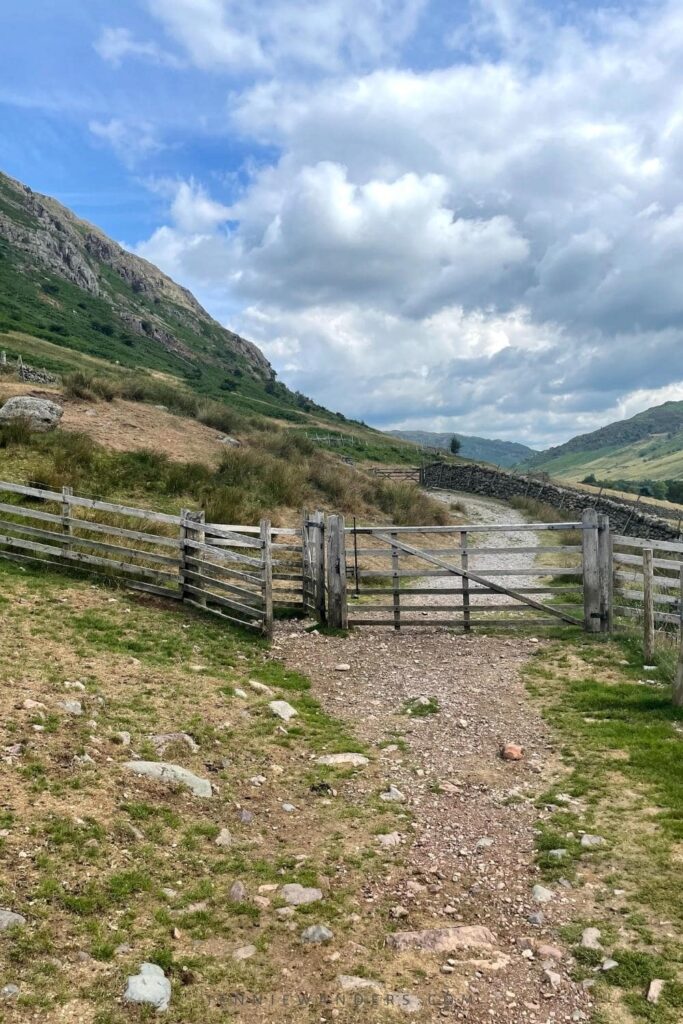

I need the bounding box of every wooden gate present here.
[321,508,611,633]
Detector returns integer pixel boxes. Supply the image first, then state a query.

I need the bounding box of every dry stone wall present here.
[421,462,683,541]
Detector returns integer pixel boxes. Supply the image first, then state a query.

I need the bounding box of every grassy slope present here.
[522,402,683,484]
[0,559,432,1023]
[524,432,683,485]
[525,635,683,1024]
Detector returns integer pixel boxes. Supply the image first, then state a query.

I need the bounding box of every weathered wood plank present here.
[614,552,683,572]
[183,584,264,621]
[347,617,566,627]
[185,555,262,586]
[184,599,261,630]
[0,518,180,566]
[371,531,583,626]
[65,493,183,525]
[0,534,180,582]
[347,523,583,535]
[0,549,180,598]
[183,569,263,605]
[613,535,683,556]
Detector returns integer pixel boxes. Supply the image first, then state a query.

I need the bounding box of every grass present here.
[0,558,421,1022]
[525,632,683,1022]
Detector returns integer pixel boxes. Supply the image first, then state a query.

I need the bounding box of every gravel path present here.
[272,494,592,1022]
[420,489,542,609]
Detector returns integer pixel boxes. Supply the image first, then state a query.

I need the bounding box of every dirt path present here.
[272,494,592,1021]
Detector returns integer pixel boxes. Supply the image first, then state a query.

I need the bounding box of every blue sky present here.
[2,0,683,447]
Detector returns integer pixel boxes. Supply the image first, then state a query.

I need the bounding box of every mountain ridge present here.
[388,429,535,467]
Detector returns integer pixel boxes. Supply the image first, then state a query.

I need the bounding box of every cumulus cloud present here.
[123,0,683,443]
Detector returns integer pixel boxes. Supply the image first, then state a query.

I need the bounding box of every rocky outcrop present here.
[0,171,274,381]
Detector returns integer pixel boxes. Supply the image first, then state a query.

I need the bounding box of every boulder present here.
[0,396,63,431]
[301,924,334,944]
[123,761,212,798]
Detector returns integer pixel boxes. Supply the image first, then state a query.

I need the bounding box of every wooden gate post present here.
[326,514,348,629]
[582,508,601,633]
[312,510,326,624]
[461,530,471,633]
[302,509,326,624]
[179,509,204,603]
[643,547,655,663]
[61,485,73,558]
[260,518,273,639]
[674,565,683,708]
[597,514,612,633]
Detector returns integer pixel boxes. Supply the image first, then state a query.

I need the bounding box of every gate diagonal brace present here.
[372,532,583,627]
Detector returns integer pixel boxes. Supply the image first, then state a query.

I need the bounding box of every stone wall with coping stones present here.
[421,463,683,541]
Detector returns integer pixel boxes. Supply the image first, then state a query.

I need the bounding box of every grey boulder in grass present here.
[0,396,63,431]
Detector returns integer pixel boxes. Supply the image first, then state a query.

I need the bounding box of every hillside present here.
[520,401,683,497]
[388,429,534,467]
[0,169,436,473]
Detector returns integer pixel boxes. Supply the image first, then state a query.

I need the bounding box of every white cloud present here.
[126,0,683,443]
[89,118,164,167]
[94,27,182,68]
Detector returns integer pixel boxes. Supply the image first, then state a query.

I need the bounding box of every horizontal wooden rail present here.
[613,535,683,555]
[347,522,583,534]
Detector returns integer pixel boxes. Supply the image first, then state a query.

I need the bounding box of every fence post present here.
[391,531,400,630]
[326,514,348,629]
[179,509,203,603]
[597,514,612,633]
[582,508,601,633]
[643,547,655,663]
[260,518,273,639]
[61,485,73,557]
[461,530,471,633]
[179,509,191,601]
[674,565,683,708]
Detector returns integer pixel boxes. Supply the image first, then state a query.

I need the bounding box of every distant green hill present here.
[519,400,683,501]
[388,430,535,467]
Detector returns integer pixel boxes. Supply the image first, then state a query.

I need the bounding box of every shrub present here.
[0,417,34,448]
[196,401,245,435]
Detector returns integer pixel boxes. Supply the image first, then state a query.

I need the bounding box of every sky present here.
[2,1,683,449]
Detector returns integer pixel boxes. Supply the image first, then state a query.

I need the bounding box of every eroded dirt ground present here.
[273,622,593,1023]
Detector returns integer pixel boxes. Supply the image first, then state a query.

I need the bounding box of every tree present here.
[449,436,462,455]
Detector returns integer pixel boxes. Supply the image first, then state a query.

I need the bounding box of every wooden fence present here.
[0,480,291,635]
[301,508,611,633]
[612,534,683,642]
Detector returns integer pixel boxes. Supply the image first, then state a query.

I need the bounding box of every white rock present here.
[123,963,171,1012]
[57,699,82,716]
[581,834,605,849]
[581,928,602,950]
[301,924,334,943]
[281,883,323,906]
[380,785,405,802]
[334,664,351,672]
[601,959,619,971]
[377,832,403,848]
[269,700,298,722]
[316,753,368,767]
[123,761,212,798]
[531,885,554,903]
[249,680,272,695]
[0,910,26,932]
[647,979,665,1004]
[215,827,232,847]
[232,944,257,960]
